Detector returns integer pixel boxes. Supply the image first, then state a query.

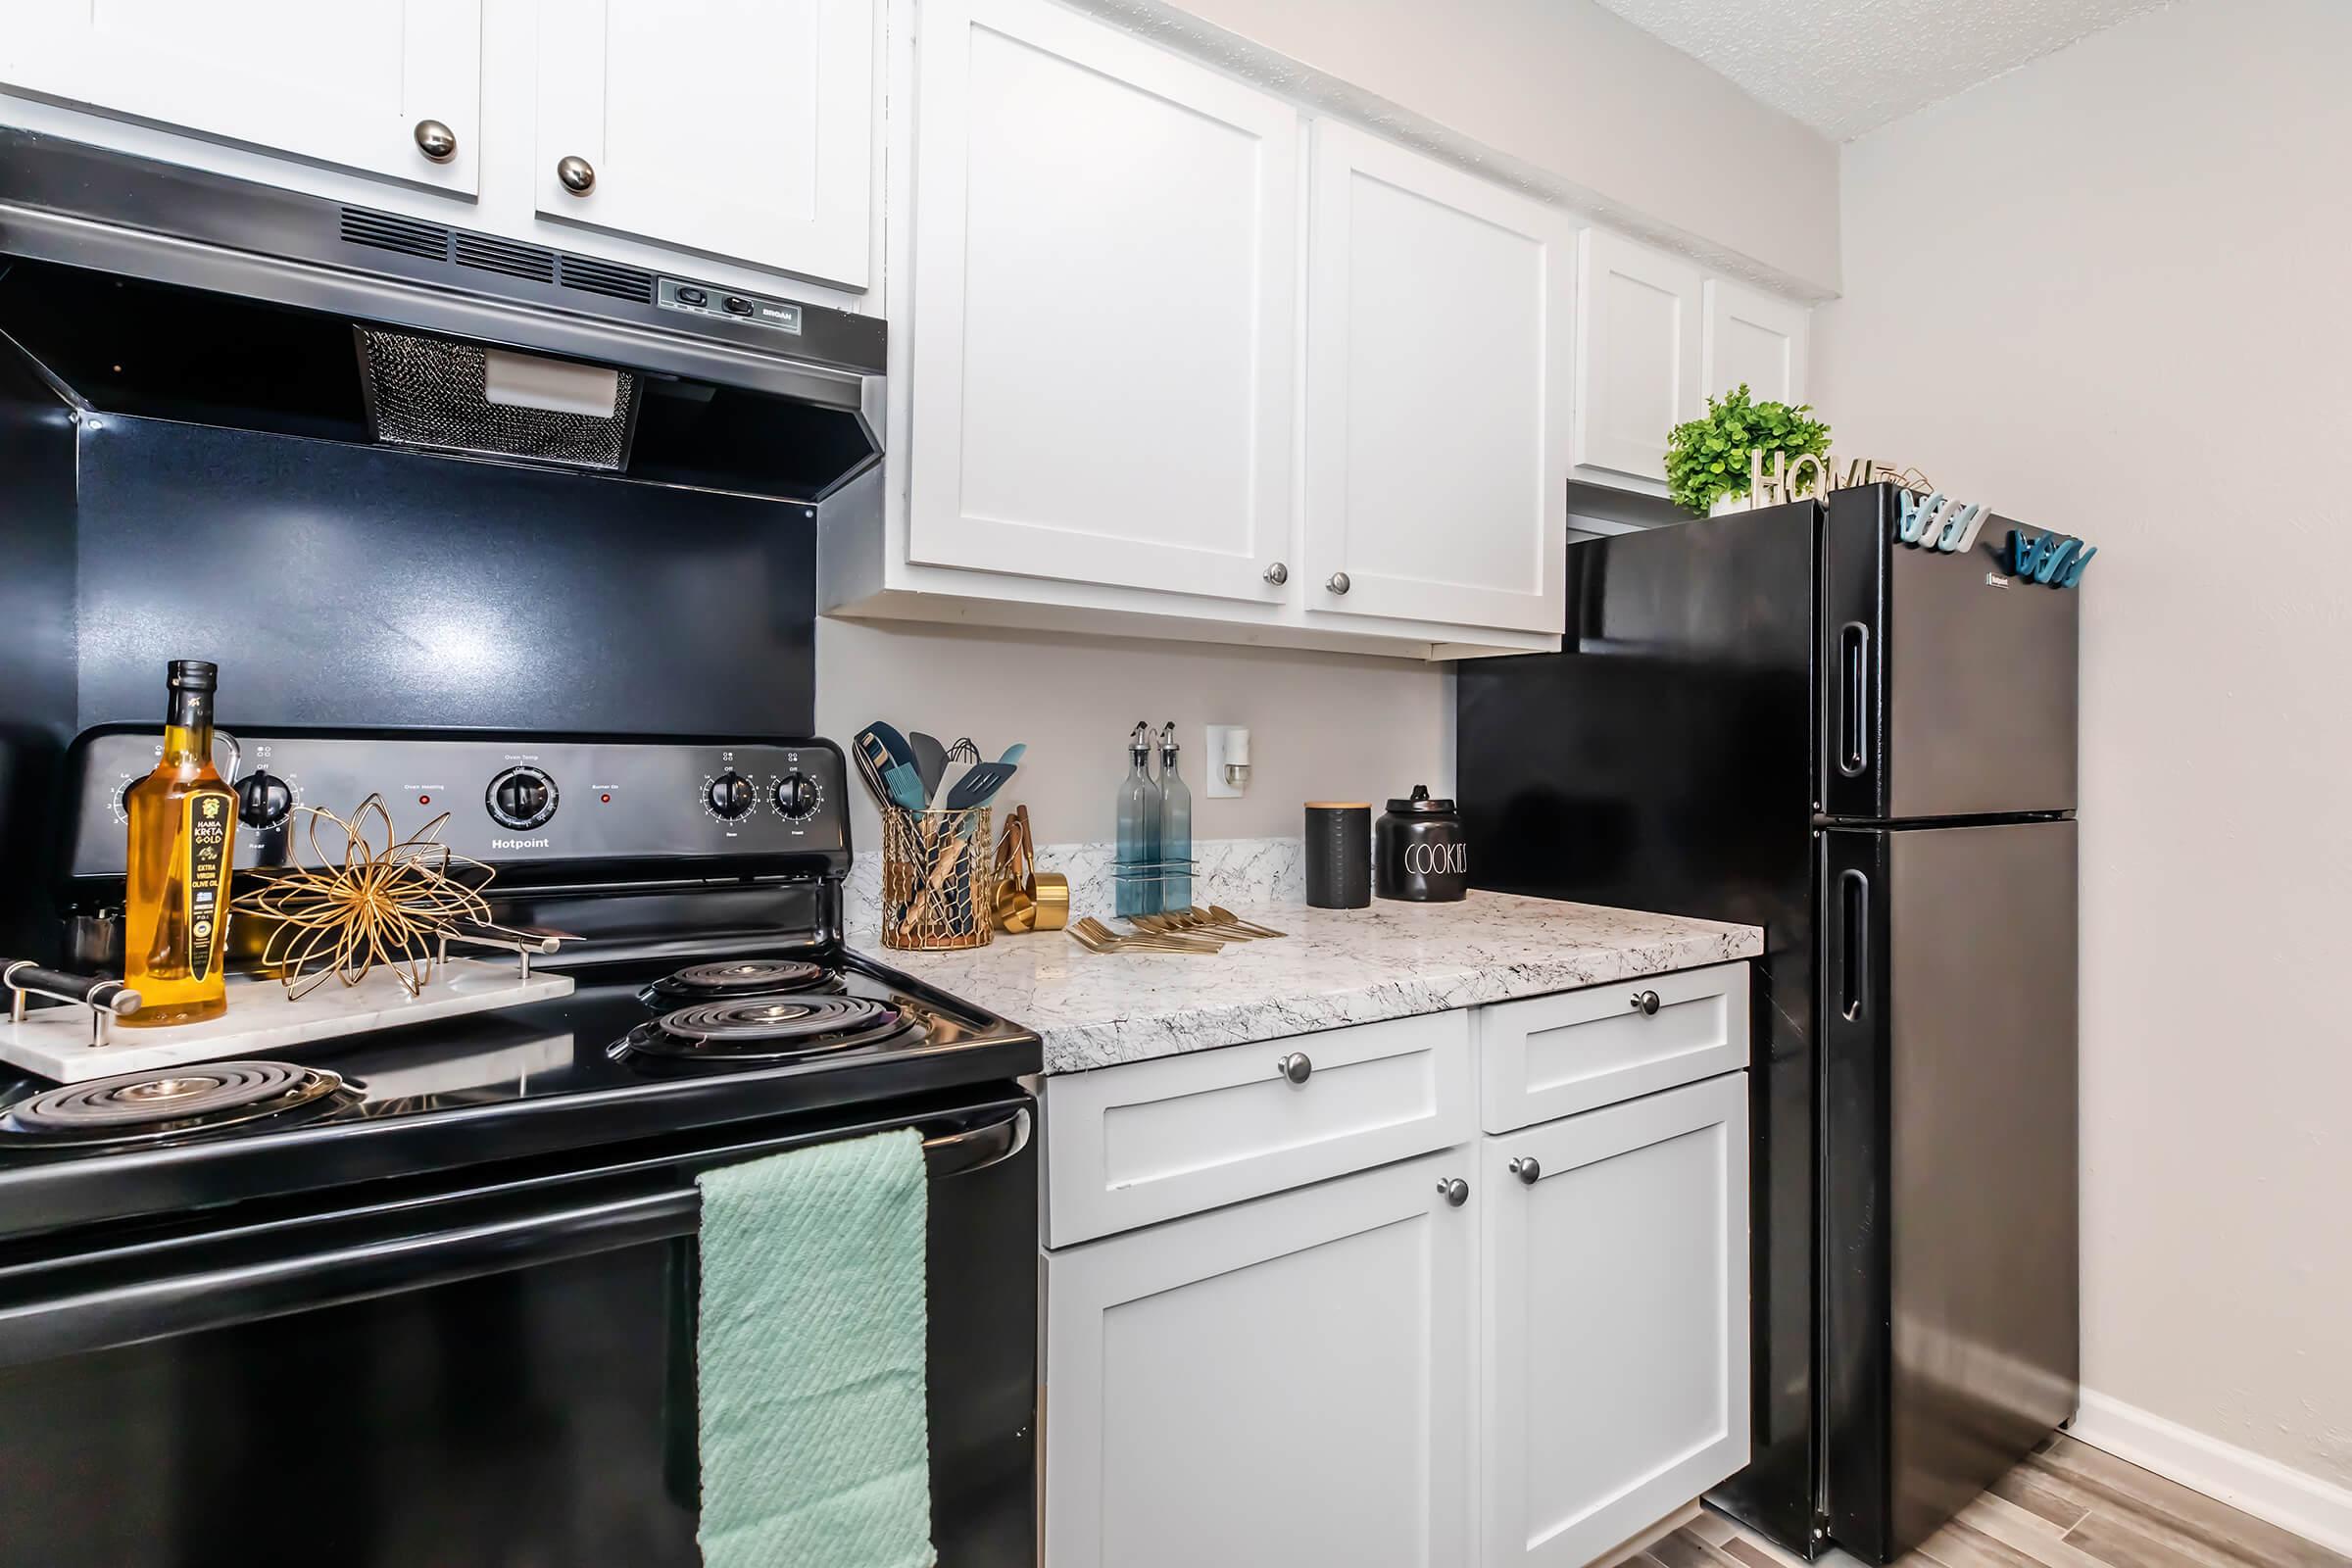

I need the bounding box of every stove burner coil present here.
[2,1060,348,1143]
[647,958,827,1000]
[617,993,909,1066]
[659,995,894,1044]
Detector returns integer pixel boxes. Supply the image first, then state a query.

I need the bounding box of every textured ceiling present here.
[1591,0,2180,139]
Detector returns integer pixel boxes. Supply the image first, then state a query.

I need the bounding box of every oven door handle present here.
[921,1105,1030,1178]
[0,1106,1032,1368]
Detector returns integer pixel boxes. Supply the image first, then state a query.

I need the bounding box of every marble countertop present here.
[878,891,1762,1075]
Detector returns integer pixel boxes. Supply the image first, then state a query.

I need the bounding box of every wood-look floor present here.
[1639,1434,2352,1568]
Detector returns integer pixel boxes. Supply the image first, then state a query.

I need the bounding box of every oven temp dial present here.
[234,771,295,829]
[486,765,559,830]
[706,770,756,821]
[772,770,822,821]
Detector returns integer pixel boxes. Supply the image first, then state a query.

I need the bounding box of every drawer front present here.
[1043,1010,1474,1248]
[1477,962,1749,1133]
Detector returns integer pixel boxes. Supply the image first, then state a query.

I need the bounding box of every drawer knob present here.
[413,119,458,164]
[1438,1176,1469,1207]
[1629,990,1661,1016]
[1263,562,1289,585]
[1509,1156,1541,1185]
[558,154,598,195]
[1276,1051,1312,1085]
[1326,571,1351,595]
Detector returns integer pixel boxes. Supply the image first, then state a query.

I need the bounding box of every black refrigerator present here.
[1457,482,2079,1562]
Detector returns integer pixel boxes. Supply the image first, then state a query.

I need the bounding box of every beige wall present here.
[814,619,1451,853]
[1102,0,1840,294]
[1812,0,2352,1491]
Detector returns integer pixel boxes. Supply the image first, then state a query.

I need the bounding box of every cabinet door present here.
[1482,1073,1750,1567]
[1572,228,1703,487]
[1045,1152,1477,1568]
[0,0,481,194]
[1703,278,1809,406]
[906,0,1298,604]
[535,0,874,287]
[1302,122,1570,634]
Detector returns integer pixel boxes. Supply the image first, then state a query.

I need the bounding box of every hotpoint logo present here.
[490,836,551,850]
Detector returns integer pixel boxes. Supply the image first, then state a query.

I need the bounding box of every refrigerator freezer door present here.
[1820,819,2079,1562]
[1820,485,2078,821]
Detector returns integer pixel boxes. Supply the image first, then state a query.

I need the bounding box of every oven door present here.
[0,1091,1036,1568]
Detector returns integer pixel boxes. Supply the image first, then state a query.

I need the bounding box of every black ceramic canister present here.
[1303,802,1372,908]
[1375,785,1468,902]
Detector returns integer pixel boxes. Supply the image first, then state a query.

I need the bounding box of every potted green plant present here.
[1665,384,1830,516]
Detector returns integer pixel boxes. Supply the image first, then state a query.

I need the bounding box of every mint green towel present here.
[697,1129,935,1568]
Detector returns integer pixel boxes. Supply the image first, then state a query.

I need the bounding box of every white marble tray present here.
[0,960,573,1083]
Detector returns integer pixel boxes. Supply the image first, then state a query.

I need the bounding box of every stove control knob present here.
[487,766,558,830]
[234,771,293,829]
[773,770,819,820]
[708,771,756,820]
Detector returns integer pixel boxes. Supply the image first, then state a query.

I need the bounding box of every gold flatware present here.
[1078,916,1217,953]
[1070,922,1201,956]
[1069,916,1220,955]
[1207,904,1287,939]
[1134,909,1262,941]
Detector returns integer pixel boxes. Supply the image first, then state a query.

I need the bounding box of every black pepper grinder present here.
[1375,785,1468,902]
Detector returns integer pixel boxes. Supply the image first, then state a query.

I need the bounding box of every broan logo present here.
[490,836,551,851]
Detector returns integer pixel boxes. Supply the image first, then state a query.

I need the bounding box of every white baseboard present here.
[2070,1388,2352,1557]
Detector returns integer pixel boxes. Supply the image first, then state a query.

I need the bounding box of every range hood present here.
[0,128,883,502]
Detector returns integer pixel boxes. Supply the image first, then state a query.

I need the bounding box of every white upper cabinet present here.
[1572,227,1705,488]
[534,0,874,288]
[1301,122,1570,635]
[903,0,1298,605]
[0,0,483,194]
[1703,276,1810,407]
[1481,1073,1750,1567]
[1044,1152,1477,1568]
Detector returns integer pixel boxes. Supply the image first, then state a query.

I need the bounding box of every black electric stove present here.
[0,940,1037,1237]
[0,732,1040,1568]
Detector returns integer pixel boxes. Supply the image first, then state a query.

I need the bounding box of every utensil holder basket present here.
[882,807,994,951]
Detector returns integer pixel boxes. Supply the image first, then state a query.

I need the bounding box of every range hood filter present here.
[358,328,640,470]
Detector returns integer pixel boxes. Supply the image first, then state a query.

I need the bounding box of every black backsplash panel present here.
[0,350,81,955]
[72,417,815,738]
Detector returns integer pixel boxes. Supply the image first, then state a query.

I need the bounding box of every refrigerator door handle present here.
[1837,622,1871,778]
[1836,867,1871,1021]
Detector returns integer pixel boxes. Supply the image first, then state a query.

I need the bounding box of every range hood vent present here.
[336,207,661,305]
[0,128,883,502]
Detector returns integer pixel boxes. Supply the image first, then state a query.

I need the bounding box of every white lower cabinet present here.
[1043,1151,1478,1568]
[1041,988,1752,1568]
[1481,1073,1750,1566]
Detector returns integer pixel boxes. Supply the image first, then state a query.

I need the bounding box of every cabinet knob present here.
[1263,562,1289,586]
[1326,571,1351,595]
[413,120,458,164]
[1509,1155,1541,1185]
[1438,1176,1469,1207]
[557,155,598,195]
[1276,1051,1312,1085]
[1629,990,1661,1016]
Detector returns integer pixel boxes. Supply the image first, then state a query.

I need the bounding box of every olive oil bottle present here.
[122,661,238,1026]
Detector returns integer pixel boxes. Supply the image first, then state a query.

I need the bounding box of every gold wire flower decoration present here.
[231,795,498,1001]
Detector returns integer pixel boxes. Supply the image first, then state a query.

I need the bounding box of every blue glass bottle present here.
[1115,721,1161,916]
[1157,722,1192,912]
